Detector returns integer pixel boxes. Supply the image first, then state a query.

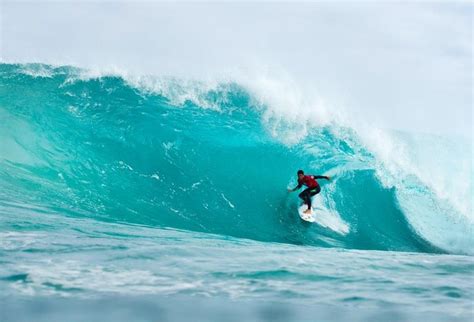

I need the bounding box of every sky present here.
[1,1,472,138]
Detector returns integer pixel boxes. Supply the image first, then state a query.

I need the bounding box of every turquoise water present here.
[1,63,473,321]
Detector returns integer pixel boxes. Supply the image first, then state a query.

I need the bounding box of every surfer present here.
[287,170,330,214]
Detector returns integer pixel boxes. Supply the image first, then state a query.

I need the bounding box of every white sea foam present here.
[12,259,199,297]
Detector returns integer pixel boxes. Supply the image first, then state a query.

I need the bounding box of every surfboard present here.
[297,201,350,234]
[298,204,315,222]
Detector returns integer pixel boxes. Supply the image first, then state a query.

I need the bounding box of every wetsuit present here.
[295,175,329,209]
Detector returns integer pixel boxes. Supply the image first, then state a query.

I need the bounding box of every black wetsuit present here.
[294,175,329,209]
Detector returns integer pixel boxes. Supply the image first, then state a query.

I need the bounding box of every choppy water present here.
[1,63,473,321]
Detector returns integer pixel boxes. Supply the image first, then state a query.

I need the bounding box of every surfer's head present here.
[297,170,304,179]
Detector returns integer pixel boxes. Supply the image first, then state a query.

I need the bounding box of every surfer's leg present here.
[298,191,306,205]
[299,188,312,209]
[310,186,321,197]
[307,186,321,209]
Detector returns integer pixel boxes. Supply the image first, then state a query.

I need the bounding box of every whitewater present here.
[1,63,473,321]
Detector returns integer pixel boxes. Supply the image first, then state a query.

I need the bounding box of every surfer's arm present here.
[288,183,302,192]
[313,175,330,180]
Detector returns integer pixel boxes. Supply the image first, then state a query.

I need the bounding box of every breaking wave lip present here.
[0,62,472,255]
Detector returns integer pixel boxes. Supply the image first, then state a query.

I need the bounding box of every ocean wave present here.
[0,63,472,254]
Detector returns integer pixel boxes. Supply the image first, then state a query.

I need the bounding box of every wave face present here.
[1,63,472,254]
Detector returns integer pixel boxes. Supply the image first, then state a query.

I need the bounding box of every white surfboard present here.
[297,204,350,235]
[298,204,315,222]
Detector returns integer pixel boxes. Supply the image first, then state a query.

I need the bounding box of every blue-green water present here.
[1,63,473,321]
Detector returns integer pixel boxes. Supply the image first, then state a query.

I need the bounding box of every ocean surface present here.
[0,63,473,321]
